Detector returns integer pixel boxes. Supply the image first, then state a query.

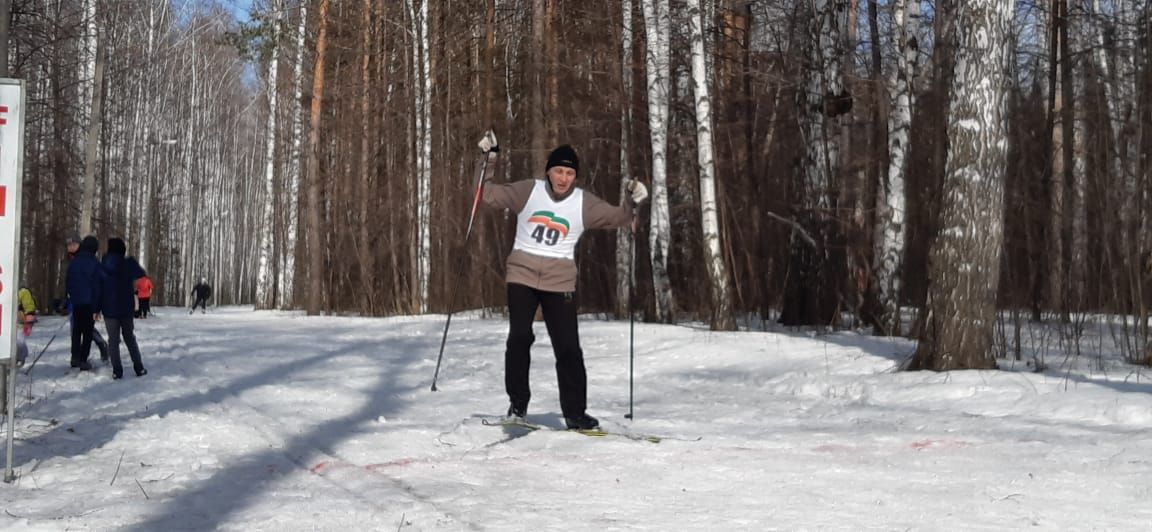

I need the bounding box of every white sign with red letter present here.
[1,79,26,395]
[2,79,26,484]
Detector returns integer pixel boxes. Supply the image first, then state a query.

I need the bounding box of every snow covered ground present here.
[3,306,1152,530]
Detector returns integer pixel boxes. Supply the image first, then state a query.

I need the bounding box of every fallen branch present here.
[110,451,125,486]
[763,210,818,249]
[135,478,150,500]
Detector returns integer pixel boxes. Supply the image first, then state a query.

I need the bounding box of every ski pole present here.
[431,131,498,391]
[626,207,637,420]
[22,318,69,376]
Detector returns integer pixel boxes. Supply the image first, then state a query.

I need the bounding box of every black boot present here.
[564,413,599,430]
[506,404,527,422]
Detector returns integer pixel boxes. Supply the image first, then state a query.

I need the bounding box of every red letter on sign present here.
[0,185,6,216]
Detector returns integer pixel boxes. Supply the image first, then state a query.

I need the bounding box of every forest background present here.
[6,0,1149,371]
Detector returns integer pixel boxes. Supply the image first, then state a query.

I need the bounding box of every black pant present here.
[191,297,208,312]
[70,304,96,367]
[137,298,151,318]
[105,317,145,377]
[505,283,587,418]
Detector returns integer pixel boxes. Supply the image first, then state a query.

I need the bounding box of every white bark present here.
[256,0,283,310]
[1068,1,1088,309]
[78,0,96,134]
[804,0,844,214]
[181,37,198,306]
[616,0,634,318]
[914,0,1014,369]
[873,0,920,334]
[687,0,732,330]
[1048,0,1066,312]
[641,0,675,323]
[409,0,433,313]
[79,36,102,236]
[278,1,307,309]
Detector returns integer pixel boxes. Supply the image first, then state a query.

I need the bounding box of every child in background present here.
[15,309,30,367]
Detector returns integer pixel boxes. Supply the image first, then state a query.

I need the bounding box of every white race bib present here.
[512,180,585,260]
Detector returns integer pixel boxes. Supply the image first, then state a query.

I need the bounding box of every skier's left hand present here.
[626,179,648,204]
[478,129,498,153]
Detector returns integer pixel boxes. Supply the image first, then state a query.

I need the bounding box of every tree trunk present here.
[280,0,307,309]
[872,0,920,335]
[687,0,733,330]
[79,37,103,236]
[256,0,283,310]
[910,0,1013,371]
[616,0,635,320]
[358,0,376,314]
[780,0,844,327]
[306,0,331,316]
[531,0,547,171]
[641,0,675,323]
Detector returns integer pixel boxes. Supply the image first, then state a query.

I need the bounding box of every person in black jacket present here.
[66,236,103,370]
[190,278,211,314]
[101,238,148,379]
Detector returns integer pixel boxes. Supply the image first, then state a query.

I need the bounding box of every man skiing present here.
[481,141,648,430]
[190,278,211,314]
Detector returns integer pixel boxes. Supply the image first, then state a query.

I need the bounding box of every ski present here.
[481,418,680,444]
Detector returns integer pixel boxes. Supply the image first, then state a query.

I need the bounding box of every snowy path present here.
[3,306,1152,530]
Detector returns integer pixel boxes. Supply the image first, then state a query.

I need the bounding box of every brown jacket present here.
[483,179,635,292]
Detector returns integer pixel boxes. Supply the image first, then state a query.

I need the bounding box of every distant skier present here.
[135,273,153,319]
[15,308,30,367]
[190,278,212,314]
[480,142,648,430]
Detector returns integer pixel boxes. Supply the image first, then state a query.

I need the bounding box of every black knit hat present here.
[107,237,127,255]
[80,236,99,254]
[545,144,579,175]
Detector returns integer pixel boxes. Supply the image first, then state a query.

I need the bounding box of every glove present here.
[626,179,648,204]
[478,129,499,153]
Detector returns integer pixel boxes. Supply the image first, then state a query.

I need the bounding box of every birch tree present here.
[873,0,921,335]
[616,0,634,319]
[408,0,433,314]
[911,0,1014,371]
[279,0,307,309]
[641,0,675,323]
[686,0,733,330]
[1046,0,1066,315]
[255,0,283,310]
[79,36,102,237]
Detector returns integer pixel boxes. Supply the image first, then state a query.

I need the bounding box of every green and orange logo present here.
[527,210,570,237]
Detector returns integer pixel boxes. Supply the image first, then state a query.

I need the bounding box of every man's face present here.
[67,242,79,255]
[547,166,576,196]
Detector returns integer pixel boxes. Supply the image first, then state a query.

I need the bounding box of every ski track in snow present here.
[3,306,1152,530]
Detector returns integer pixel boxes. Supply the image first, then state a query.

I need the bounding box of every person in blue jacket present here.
[66,233,109,361]
[66,236,103,370]
[101,238,148,379]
